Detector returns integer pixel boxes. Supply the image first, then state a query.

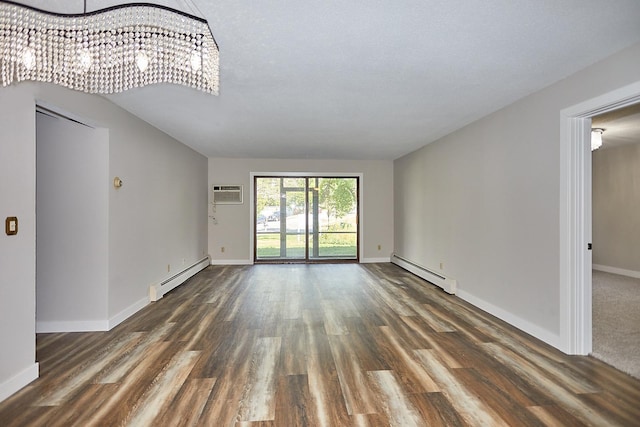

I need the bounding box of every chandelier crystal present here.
[0,0,219,94]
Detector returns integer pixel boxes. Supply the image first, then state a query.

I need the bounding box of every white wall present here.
[0,82,208,402]
[208,158,393,263]
[394,42,640,349]
[36,113,109,331]
[593,142,640,275]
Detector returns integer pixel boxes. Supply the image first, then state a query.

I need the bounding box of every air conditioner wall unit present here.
[212,184,243,204]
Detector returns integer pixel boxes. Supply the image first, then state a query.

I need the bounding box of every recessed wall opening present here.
[35,105,109,333]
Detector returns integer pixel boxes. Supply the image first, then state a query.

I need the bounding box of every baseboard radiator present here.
[391,253,457,295]
[149,256,210,302]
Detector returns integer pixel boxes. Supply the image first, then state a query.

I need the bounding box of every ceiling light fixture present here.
[0,0,219,94]
[591,128,605,151]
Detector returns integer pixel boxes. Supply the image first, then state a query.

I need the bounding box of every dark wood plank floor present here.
[1,263,639,426]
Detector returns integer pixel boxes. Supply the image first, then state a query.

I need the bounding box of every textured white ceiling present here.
[19,1,640,159]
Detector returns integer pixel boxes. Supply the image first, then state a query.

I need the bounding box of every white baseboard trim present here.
[36,319,109,333]
[593,264,640,280]
[457,289,562,349]
[109,297,149,330]
[36,257,210,333]
[210,259,252,265]
[361,257,391,263]
[37,298,148,332]
[391,254,457,294]
[0,363,39,403]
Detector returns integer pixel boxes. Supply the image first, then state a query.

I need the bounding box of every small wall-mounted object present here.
[113,177,123,189]
[212,184,243,204]
[5,216,18,236]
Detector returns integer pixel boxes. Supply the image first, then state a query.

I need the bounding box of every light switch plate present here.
[5,216,18,235]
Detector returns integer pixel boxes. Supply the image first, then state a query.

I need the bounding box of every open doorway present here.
[254,176,359,263]
[560,80,640,356]
[590,104,640,378]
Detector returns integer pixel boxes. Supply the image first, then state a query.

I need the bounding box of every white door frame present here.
[559,81,640,355]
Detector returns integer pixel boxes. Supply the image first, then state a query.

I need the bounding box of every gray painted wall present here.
[208,157,394,263]
[593,143,640,274]
[0,82,207,401]
[394,42,640,348]
[0,85,37,402]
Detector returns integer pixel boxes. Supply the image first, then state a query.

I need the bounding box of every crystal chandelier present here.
[0,0,219,94]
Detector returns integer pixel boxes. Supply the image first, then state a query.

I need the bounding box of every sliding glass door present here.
[255,177,307,260]
[255,176,358,262]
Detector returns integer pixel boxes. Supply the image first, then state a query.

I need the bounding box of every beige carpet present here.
[591,270,640,379]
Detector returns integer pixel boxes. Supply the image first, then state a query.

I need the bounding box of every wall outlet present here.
[167,264,171,272]
[439,262,443,270]
[221,246,225,253]
[377,244,381,251]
